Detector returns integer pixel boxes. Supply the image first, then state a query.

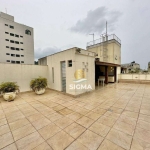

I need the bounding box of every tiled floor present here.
[0,83,150,150]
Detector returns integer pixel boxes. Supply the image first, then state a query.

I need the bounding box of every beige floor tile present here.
[6,112,25,123]
[98,139,125,150]
[32,142,53,150]
[0,111,5,120]
[140,109,150,116]
[125,106,140,113]
[67,112,83,121]
[16,132,44,150]
[122,110,138,119]
[118,114,137,127]
[92,107,107,115]
[76,116,94,128]
[139,114,150,123]
[40,109,56,117]
[58,108,73,115]
[134,127,150,143]
[32,118,51,130]
[47,130,74,150]
[89,122,110,137]
[0,118,7,127]
[77,130,103,150]
[75,108,90,115]
[54,117,73,129]
[64,122,86,138]
[27,113,44,122]
[0,124,10,136]
[137,119,150,131]
[9,118,30,131]
[110,107,123,114]
[52,105,65,111]
[106,128,132,150]
[104,111,120,119]
[46,112,63,122]
[66,140,89,150]
[1,143,17,150]
[130,137,150,150]
[98,116,117,127]
[85,111,102,120]
[0,132,14,149]
[12,124,36,141]
[113,120,135,136]
[38,123,61,140]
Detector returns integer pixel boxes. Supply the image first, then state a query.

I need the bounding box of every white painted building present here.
[38,34,121,96]
[0,12,34,64]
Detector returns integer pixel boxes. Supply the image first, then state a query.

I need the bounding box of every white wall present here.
[0,63,48,92]
[46,47,95,96]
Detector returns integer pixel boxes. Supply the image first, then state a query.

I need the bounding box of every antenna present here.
[89,33,94,45]
[106,21,107,36]
[5,8,7,14]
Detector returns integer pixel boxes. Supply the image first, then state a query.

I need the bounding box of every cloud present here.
[70,7,122,34]
[34,46,61,60]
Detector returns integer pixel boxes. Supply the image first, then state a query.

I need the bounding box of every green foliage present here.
[30,77,47,91]
[0,82,19,93]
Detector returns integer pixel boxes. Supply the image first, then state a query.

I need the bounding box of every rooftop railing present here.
[87,34,121,47]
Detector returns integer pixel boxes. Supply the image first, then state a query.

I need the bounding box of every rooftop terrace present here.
[0,83,150,150]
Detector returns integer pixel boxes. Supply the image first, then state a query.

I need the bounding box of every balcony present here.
[87,34,121,47]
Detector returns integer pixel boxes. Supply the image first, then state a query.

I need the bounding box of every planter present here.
[35,88,45,95]
[3,92,16,101]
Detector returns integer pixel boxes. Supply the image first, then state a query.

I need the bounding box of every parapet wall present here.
[0,63,48,92]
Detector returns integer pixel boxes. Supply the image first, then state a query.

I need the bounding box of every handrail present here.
[87,34,121,47]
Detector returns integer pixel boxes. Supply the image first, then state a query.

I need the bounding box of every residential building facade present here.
[0,12,34,64]
[121,61,140,73]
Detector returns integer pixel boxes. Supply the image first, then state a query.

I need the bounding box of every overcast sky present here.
[0,0,150,69]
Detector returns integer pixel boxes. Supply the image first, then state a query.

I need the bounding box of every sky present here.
[0,0,150,69]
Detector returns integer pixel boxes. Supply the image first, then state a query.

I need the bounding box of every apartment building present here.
[0,12,34,64]
[121,61,140,73]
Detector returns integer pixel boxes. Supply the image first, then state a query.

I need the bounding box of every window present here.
[21,61,24,63]
[20,42,23,44]
[15,34,19,37]
[68,60,72,67]
[6,53,10,55]
[5,32,9,34]
[11,54,15,57]
[21,55,24,57]
[15,41,19,44]
[10,33,14,36]
[16,55,20,57]
[52,67,54,83]
[5,24,8,26]
[5,39,9,41]
[10,25,14,29]
[6,60,10,62]
[20,36,23,38]
[10,47,15,50]
[25,29,31,35]
[6,46,9,48]
[21,49,24,50]
[10,40,14,43]
[16,61,20,64]
[16,48,19,51]
[11,61,15,63]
